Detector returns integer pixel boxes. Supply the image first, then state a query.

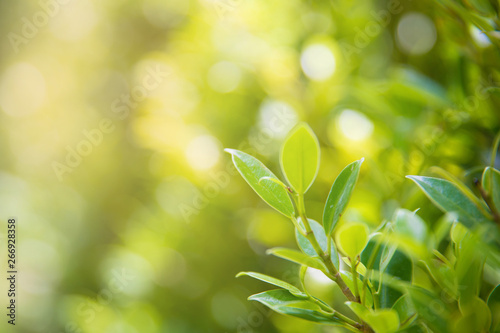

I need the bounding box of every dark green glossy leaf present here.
[406,176,490,229]
[249,289,343,324]
[225,149,294,217]
[323,159,364,235]
[380,249,412,308]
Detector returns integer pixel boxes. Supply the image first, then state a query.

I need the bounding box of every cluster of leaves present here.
[226,124,500,333]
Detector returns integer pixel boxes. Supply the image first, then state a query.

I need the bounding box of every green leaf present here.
[236,272,308,298]
[456,297,491,333]
[393,209,428,244]
[341,257,367,276]
[406,176,491,229]
[379,249,412,308]
[407,286,450,332]
[335,222,369,259]
[482,167,500,212]
[345,302,399,333]
[340,271,373,308]
[456,237,483,307]
[295,218,339,270]
[323,159,364,235]
[487,284,500,332]
[248,289,343,324]
[392,295,417,328]
[450,222,468,245]
[225,149,294,217]
[280,123,320,194]
[267,247,327,272]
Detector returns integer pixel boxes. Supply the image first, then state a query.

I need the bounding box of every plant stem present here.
[295,193,357,302]
[475,179,500,224]
[333,310,363,329]
[351,257,361,303]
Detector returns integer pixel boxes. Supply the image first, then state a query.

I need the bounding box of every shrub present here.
[226,123,500,333]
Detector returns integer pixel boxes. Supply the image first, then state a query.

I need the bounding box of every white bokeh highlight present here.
[0,63,46,117]
[185,135,221,170]
[396,13,437,55]
[207,61,242,93]
[300,44,336,81]
[337,109,374,141]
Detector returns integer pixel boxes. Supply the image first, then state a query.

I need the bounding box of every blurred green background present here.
[0,0,499,332]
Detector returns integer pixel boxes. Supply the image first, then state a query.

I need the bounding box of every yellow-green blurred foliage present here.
[0,0,499,332]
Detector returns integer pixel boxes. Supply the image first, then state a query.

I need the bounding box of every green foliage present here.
[228,125,500,333]
[335,222,369,259]
[236,272,308,298]
[323,159,364,235]
[248,289,345,325]
[280,123,320,194]
[406,175,491,229]
[224,149,295,217]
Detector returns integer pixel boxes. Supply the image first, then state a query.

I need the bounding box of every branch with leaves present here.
[226,123,500,333]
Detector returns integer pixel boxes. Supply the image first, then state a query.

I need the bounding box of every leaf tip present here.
[235,272,246,278]
[224,148,236,154]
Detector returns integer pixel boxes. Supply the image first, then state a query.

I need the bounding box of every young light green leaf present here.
[393,209,428,244]
[341,257,367,276]
[406,176,491,229]
[345,302,399,333]
[456,297,491,333]
[236,271,308,298]
[482,167,500,212]
[450,222,468,245]
[323,159,364,235]
[225,149,295,217]
[295,218,339,270]
[364,309,400,333]
[280,123,320,194]
[340,271,373,308]
[248,289,344,324]
[267,248,327,272]
[335,222,369,259]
